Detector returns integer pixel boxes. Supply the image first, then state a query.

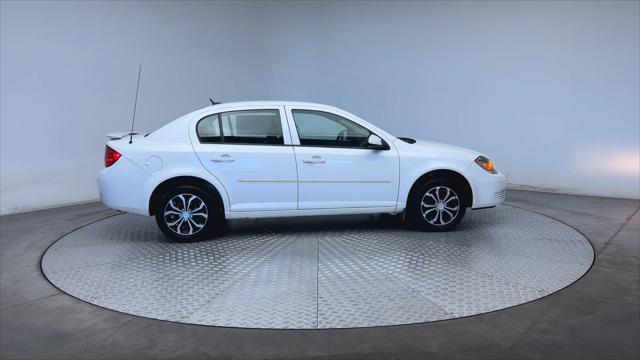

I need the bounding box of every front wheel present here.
[154,186,223,242]
[408,179,467,231]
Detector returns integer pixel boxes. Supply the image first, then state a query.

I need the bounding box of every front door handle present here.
[303,155,326,164]
[211,154,235,163]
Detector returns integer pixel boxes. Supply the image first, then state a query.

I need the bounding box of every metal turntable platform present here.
[41,205,593,329]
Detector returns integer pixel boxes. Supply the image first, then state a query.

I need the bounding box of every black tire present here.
[154,185,224,242]
[407,178,467,231]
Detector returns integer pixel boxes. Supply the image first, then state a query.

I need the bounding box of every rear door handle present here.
[211,154,235,163]
[303,155,326,164]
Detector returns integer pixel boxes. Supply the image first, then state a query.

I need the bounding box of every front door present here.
[191,106,298,212]
[286,107,399,210]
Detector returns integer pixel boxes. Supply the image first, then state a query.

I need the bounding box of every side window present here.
[197,114,222,143]
[197,109,284,145]
[292,110,371,148]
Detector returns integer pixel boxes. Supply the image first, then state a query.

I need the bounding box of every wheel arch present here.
[407,169,474,209]
[148,176,224,216]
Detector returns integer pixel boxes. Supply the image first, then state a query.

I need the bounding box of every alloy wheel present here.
[420,186,460,226]
[163,193,209,236]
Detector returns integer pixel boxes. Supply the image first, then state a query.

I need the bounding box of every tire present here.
[154,185,223,242]
[407,178,467,231]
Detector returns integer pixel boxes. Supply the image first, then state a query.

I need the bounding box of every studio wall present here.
[1,1,274,214]
[1,0,638,214]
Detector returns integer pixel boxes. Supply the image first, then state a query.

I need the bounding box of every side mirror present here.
[367,134,386,149]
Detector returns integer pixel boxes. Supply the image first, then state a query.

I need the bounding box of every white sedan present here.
[98,101,506,241]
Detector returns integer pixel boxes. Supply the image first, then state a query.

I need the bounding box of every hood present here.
[394,138,481,160]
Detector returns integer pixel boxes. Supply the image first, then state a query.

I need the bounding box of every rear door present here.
[285,106,400,210]
[191,105,298,211]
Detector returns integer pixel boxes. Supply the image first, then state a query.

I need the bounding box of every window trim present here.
[291,109,390,151]
[196,109,286,146]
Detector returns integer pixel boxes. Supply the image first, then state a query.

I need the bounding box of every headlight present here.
[475,156,497,174]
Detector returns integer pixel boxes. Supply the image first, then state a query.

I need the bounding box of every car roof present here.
[202,101,339,110]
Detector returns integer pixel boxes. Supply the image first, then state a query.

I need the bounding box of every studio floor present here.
[1,190,639,359]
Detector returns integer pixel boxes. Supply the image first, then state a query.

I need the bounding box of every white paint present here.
[190,104,299,212]
[2,1,638,214]
[282,104,401,210]
[98,101,505,223]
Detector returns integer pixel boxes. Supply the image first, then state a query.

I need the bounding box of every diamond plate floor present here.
[41,205,594,329]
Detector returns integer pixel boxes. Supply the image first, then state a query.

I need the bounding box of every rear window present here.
[197,109,284,145]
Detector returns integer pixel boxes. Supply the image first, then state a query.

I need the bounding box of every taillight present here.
[104,145,121,167]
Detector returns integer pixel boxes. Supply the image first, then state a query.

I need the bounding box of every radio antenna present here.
[129,64,142,144]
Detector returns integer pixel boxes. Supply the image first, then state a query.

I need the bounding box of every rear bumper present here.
[98,157,151,215]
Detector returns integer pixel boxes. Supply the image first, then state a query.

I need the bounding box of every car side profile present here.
[98,101,506,241]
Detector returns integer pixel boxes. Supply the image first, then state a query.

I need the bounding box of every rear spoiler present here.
[107,132,140,140]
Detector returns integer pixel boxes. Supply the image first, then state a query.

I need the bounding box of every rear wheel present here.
[408,179,467,231]
[154,186,223,242]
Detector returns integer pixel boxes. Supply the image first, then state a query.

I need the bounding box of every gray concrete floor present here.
[0,190,638,359]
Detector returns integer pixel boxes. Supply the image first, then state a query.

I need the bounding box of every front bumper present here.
[468,166,507,209]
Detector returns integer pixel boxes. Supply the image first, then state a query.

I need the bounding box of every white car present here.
[98,101,506,241]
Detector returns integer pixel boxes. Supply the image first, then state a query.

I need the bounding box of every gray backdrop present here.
[1,0,638,214]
